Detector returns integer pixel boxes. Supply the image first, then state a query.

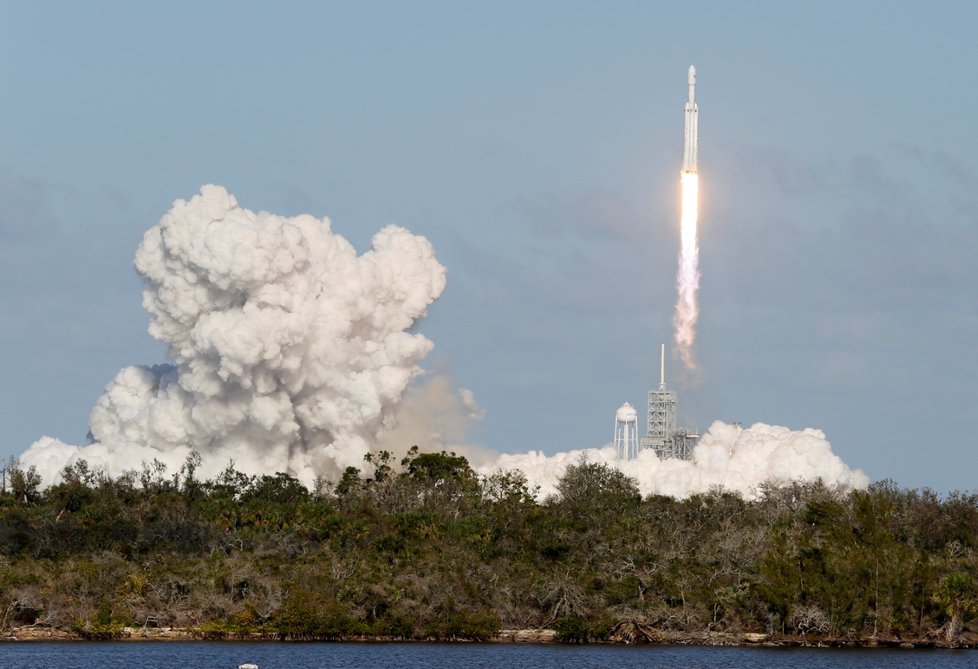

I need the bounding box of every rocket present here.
[682,65,698,172]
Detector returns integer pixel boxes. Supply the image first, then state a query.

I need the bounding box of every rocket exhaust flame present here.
[674,171,700,370]
[674,65,700,371]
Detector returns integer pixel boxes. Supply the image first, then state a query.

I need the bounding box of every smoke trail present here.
[673,170,700,370]
[20,185,464,485]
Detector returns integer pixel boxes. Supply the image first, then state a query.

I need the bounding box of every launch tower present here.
[643,344,677,454]
[639,344,699,460]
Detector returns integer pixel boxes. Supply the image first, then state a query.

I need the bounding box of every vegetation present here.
[0,451,975,645]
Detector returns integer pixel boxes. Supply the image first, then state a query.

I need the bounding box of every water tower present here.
[615,402,639,460]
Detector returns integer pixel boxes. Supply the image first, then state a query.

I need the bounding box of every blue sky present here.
[2,1,976,491]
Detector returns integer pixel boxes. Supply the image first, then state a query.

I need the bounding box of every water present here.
[0,642,974,669]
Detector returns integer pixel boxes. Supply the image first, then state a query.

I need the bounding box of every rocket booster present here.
[682,65,698,172]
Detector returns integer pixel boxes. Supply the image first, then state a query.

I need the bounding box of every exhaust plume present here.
[673,170,700,370]
[21,185,451,484]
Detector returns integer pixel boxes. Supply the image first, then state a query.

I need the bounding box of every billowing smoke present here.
[19,185,868,500]
[21,185,450,485]
[673,171,700,370]
[483,421,869,499]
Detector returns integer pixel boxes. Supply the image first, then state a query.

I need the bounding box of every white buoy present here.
[239,664,258,669]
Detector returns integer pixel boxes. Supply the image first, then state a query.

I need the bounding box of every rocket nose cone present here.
[688,65,696,80]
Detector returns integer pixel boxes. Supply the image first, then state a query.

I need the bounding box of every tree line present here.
[0,449,975,645]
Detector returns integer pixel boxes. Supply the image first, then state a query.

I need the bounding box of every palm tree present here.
[935,572,976,645]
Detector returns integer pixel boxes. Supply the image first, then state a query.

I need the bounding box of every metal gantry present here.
[643,385,677,456]
[636,344,698,461]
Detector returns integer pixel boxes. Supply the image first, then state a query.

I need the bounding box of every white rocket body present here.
[682,65,698,172]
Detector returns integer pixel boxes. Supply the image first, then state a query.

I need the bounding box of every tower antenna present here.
[659,343,666,389]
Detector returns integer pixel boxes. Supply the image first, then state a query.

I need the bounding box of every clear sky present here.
[2,1,976,492]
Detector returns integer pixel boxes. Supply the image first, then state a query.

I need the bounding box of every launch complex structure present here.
[615,344,699,461]
[640,343,699,460]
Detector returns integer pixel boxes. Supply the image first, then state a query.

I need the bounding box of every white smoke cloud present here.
[21,185,448,485]
[19,185,868,500]
[482,421,869,500]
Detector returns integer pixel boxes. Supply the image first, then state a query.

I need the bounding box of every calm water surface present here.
[0,642,974,669]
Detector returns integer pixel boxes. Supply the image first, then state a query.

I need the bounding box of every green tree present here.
[935,572,977,644]
[554,459,640,523]
[6,462,42,505]
[401,449,480,516]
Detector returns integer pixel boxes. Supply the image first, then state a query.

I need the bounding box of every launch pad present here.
[615,343,699,462]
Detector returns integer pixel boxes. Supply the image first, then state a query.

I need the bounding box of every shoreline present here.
[3,626,974,649]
